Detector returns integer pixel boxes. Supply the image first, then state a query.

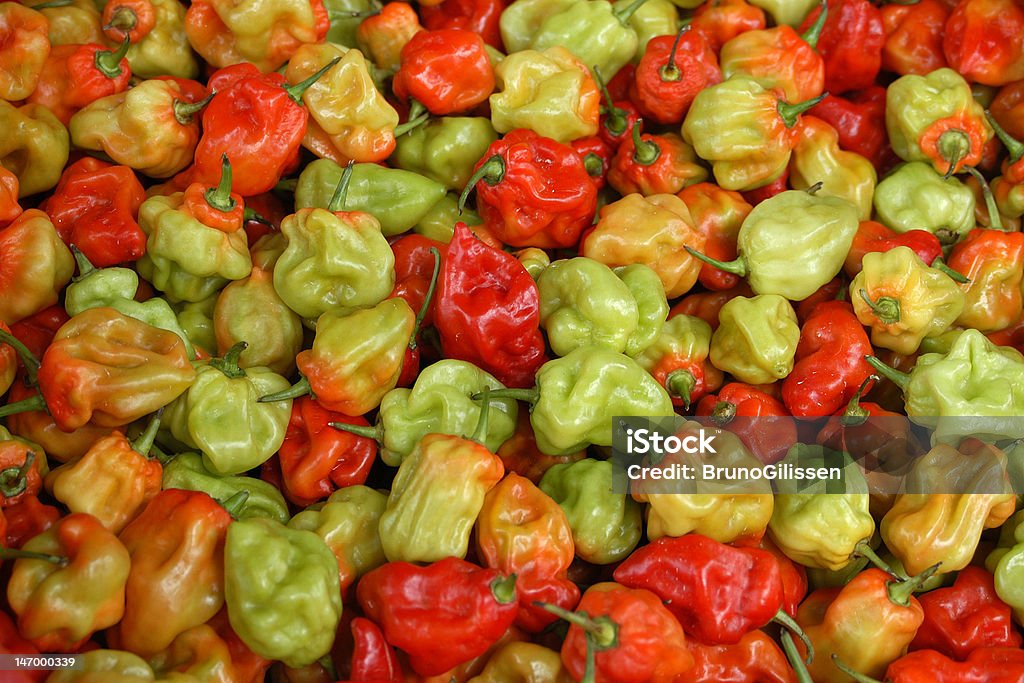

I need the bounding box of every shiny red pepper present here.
[678,183,753,292]
[942,0,1024,87]
[629,26,721,126]
[571,135,613,191]
[840,647,1024,683]
[681,630,797,683]
[3,494,60,550]
[843,221,943,279]
[420,0,505,50]
[345,617,403,682]
[607,122,706,196]
[880,0,949,76]
[392,28,495,115]
[809,87,896,172]
[798,0,884,94]
[695,383,796,464]
[27,38,132,125]
[690,0,767,53]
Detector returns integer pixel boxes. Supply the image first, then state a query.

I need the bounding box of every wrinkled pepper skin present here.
[0,210,75,326]
[0,3,50,101]
[466,642,572,683]
[789,116,877,220]
[681,630,796,683]
[710,294,800,385]
[633,314,723,409]
[946,228,1024,333]
[392,117,499,192]
[0,101,69,198]
[162,451,290,523]
[873,161,976,243]
[224,518,342,669]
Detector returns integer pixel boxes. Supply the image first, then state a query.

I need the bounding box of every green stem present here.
[711,400,736,426]
[777,92,828,128]
[71,244,96,280]
[985,110,1024,163]
[490,573,517,604]
[780,632,815,683]
[659,25,688,82]
[887,563,941,607]
[259,376,311,403]
[283,56,342,104]
[684,246,748,276]
[938,129,970,179]
[612,0,650,24]
[471,387,539,405]
[131,408,162,458]
[275,178,298,193]
[593,65,628,140]
[804,180,824,195]
[0,451,35,499]
[0,329,40,387]
[329,421,384,443]
[204,154,237,213]
[665,369,696,409]
[219,490,249,520]
[840,375,878,427]
[863,355,910,391]
[208,342,247,379]
[583,153,604,178]
[458,155,506,213]
[931,257,970,284]
[104,6,137,32]
[534,603,619,650]
[409,247,442,351]
[630,121,660,166]
[830,656,883,683]
[0,547,68,567]
[173,92,215,126]
[852,539,898,577]
[150,443,176,465]
[0,393,48,420]
[858,288,901,324]
[470,386,491,444]
[94,35,131,79]
[327,160,355,213]
[243,207,271,225]
[963,165,1005,231]
[29,0,74,8]
[800,0,828,49]
[773,609,814,665]
[393,100,429,137]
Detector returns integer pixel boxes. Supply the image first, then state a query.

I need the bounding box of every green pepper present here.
[618,0,678,58]
[985,510,1024,624]
[324,0,380,47]
[767,444,875,571]
[119,0,199,78]
[163,343,292,475]
[161,451,290,523]
[499,0,576,54]
[293,158,447,236]
[537,258,668,358]
[391,117,499,192]
[0,101,69,198]
[873,162,976,246]
[224,517,342,668]
[539,458,642,564]
[45,649,155,683]
[172,294,218,359]
[64,248,195,359]
[288,485,388,593]
[413,193,483,243]
[687,189,860,301]
[710,294,800,385]
[747,0,819,26]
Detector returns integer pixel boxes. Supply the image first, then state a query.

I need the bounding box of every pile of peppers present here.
[3,0,1024,679]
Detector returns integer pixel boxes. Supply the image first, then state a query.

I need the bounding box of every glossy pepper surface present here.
[162,451,289,523]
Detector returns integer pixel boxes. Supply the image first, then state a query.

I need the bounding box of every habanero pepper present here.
[690,0,766,54]
[3,494,60,550]
[843,221,943,279]
[678,182,752,292]
[420,0,504,50]
[695,382,797,465]
[798,0,883,94]
[593,66,641,150]
[681,630,797,683]
[991,79,1024,141]
[571,134,613,191]
[101,0,199,80]
[669,282,754,330]
[943,0,1024,87]
[633,314,723,409]
[629,24,722,126]
[0,210,75,327]
[836,648,1024,683]
[0,2,50,101]
[988,111,1024,219]
[343,617,403,683]
[495,410,585,486]
[809,87,897,172]
[0,431,45,510]
[946,228,1024,333]
[26,37,131,125]
[0,167,20,227]
[607,122,708,196]
[393,28,495,115]
[879,0,949,77]
[356,1,423,75]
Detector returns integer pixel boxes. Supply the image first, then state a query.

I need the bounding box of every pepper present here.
[39,158,147,268]
[147,623,237,683]
[161,451,290,523]
[3,494,60,550]
[294,158,448,237]
[767,444,875,570]
[789,116,877,220]
[607,124,709,196]
[45,417,162,534]
[618,0,678,59]
[843,221,943,279]
[287,485,387,594]
[224,517,342,668]
[781,300,874,418]
[628,25,721,125]
[690,0,766,53]
[694,382,796,465]
[836,648,1024,683]
[101,0,199,79]
[991,79,1024,140]
[745,0,816,27]
[0,209,75,326]
[0,166,19,227]
[393,28,494,115]
[710,294,800,385]
[571,134,613,191]
[0,428,45,509]
[466,642,572,683]
[909,565,1022,660]
[544,581,694,683]
[26,37,132,125]
[498,0,575,54]
[681,630,797,683]
[0,2,50,101]
[68,77,209,179]
[23,0,103,46]
[946,228,1024,333]
[461,129,598,248]
[285,43,400,166]
[389,233,445,384]
[183,0,328,72]
[342,616,403,683]
[943,0,1024,87]
[172,294,218,360]
[5,512,130,652]
[880,441,1015,576]
[799,0,883,94]
[810,87,896,172]
[0,323,16,397]
[392,116,499,192]
[0,101,69,198]
[421,0,503,50]
[488,47,600,144]
[539,458,642,564]
[476,472,579,633]
[851,246,966,355]
[633,314,722,409]
[435,222,547,388]
[495,410,586,485]
[989,113,1024,220]
[2,382,112,467]
[873,162,976,245]
[675,184,749,292]
[357,557,518,677]
[356,2,423,73]
[880,0,949,76]
[44,650,155,681]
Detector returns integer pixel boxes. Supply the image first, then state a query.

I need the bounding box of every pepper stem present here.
[858,289,901,324]
[0,451,35,499]
[71,244,96,280]
[0,546,68,567]
[938,129,970,179]
[458,155,506,214]
[659,24,689,82]
[208,342,247,379]
[864,356,910,391]
[131,408,162,458]
[0,329,40,387]
[275,178,298,193]
[469,387,491,444]
[219,490,250,520]
[852,539,898,577]
[684,246,748,276]
[985,110,1024,163]
[630,121,661,166]
[393,100,429,137]
[772,609,814,665]
[204,154,237,214]
[471,387,539,405]
[931,257,970,283]
[780,632,815,683]
[583,153,604,178]
[0,393,48,420]
[534,603,619,650]
[104,5,137,32]
[711,400,736,426]
[963,165,1005,231]
[840,375,877,427]
[94,35,130,79]
[800,0,828,49]
[830,656,883,683]
[243,207,271,225]
[490,573,517,604]
[173,92,215,126]
[612,0,650,25]
[28,0,73,8]
[593,65,628,139]
[329,421,384,443]
[259,376,311,403]
[283,56,342,104]
[665,369,696,409]
[410,247,442,351]
[887,563,941,607]
[777,93,828,129]
[327,160,355,213]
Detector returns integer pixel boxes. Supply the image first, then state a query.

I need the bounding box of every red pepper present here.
[613,535,808,647]
[880,0,949,76]
[695,383,796,464]
[607,122,707,196]
[3,494,60,550]
[840,647,1024,683]
[0,439,42,509]
[571,135,613,191]
[433,221,547,388]
[781,300,874,418]
[678,182,753,291]
[8,306,69,361]
[39,157,147,268]
[629,26,721,126]
[991,79,1024,142]
[756,537,809,618]
[392,28,495,115]
[681,630,797,683]
[101,0,156,45]
[343,617,403,683]
[669,283,754,331]
[594,67,642,150]
[943,0,1024,87]
[843,221,943,279]
[988,318,1024,355]
[740,168,789,206]
[690,0,767,53]
[946,228,1024,333]
[389,235,445,388]
[798,0,884,94]
[0,610,44,682]
[355,557,519,677]
[420,0,505,50]
[460,128,597,249]
[809,87,896,172]
[27,38,132,125]
[277,396,377,507]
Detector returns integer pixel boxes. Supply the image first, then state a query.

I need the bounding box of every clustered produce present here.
[1,0,1024,680]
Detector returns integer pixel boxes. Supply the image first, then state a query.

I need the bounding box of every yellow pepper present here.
[0,101,69,198]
